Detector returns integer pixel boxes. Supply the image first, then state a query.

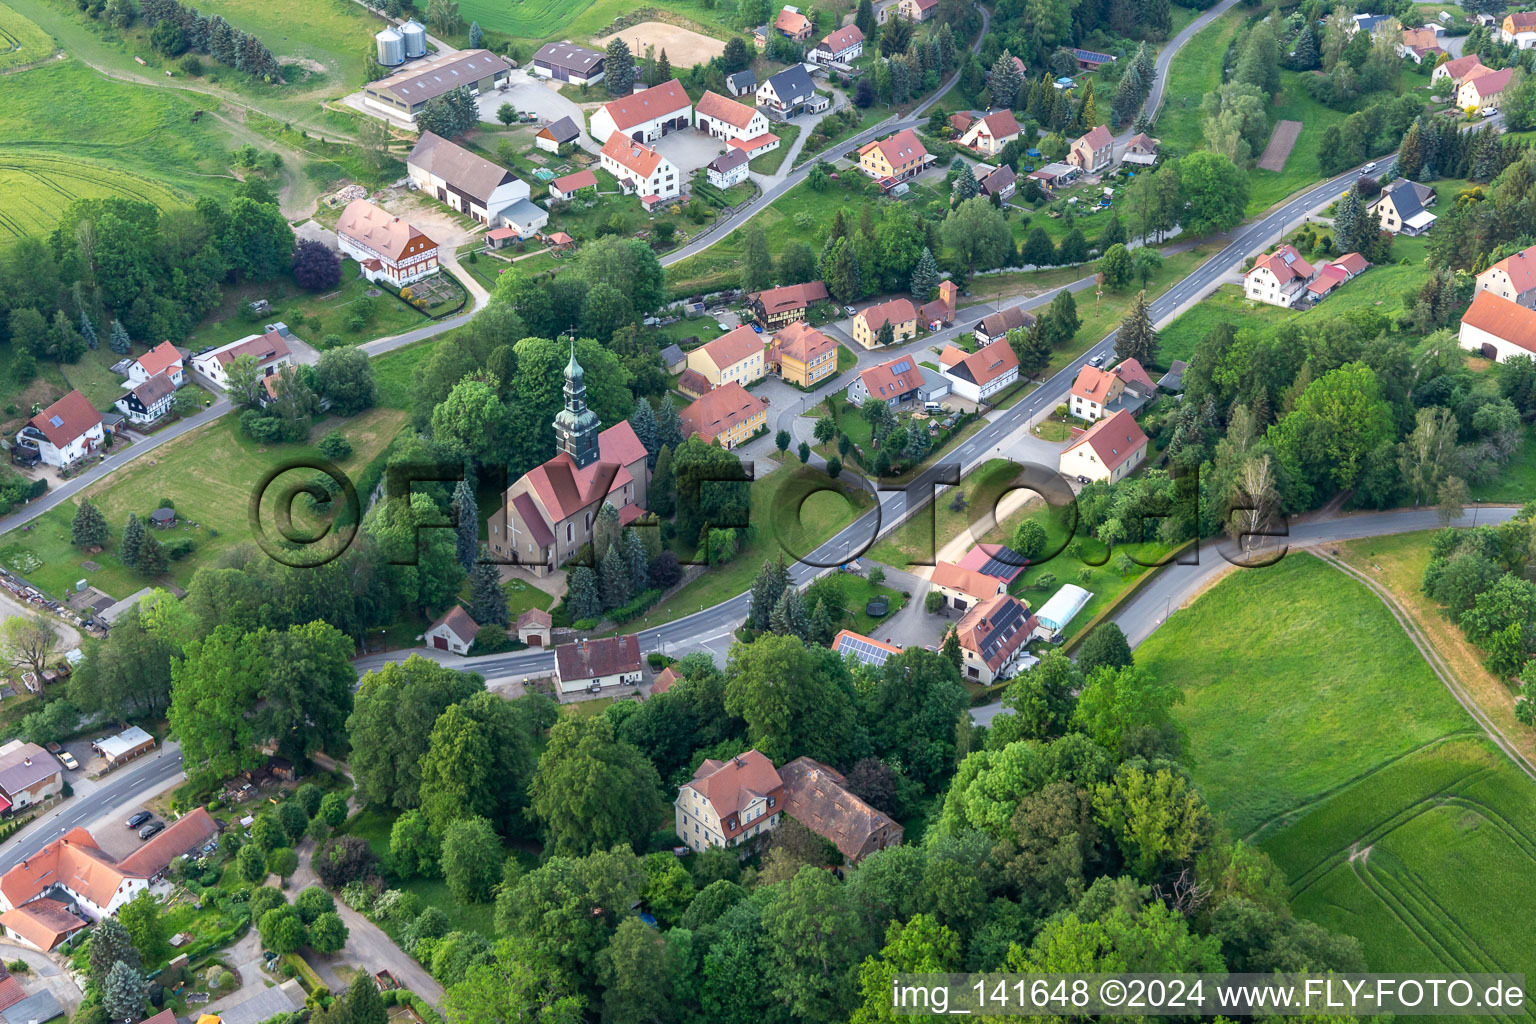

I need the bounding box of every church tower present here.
[553,341,601,468]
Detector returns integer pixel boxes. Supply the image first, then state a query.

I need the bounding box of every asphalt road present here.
[1132,0,1243,138]
[0,746,186,872]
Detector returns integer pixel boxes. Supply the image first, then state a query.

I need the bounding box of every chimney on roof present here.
[22,758,30,767]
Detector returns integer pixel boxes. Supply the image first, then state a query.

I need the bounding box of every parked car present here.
[1088,354,1105,367]
[138,821,165,840]
[57,751,78,771]
[126,811,152,829]
[844,305,857,317]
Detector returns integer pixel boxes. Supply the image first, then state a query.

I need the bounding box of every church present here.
[490,346,651,576]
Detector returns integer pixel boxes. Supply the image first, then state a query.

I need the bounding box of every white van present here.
[923,401,943,413]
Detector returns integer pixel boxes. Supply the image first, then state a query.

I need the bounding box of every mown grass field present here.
[0,0,53,70]
[0,408,408,599]
[1244,72,1351,213]
[1136,549,1536,996]
[1155,7,1241,155]
[1157,283,1289,362]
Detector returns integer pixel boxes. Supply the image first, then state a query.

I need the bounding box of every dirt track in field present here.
[1257,119,1303,172]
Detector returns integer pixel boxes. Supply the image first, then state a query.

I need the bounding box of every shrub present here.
[316,431,352,461]
[469,625,512,654]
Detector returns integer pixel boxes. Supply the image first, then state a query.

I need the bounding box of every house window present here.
[566,523,574,543]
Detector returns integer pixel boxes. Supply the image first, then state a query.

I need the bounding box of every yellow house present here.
[857,129,930,183]
[680,382,768,449]
[852,298,918,349]
[770,321,839,386]
[685,325,765,387]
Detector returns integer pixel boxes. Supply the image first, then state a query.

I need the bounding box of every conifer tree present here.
[988,50,1024,110]
[567,566,602,620]
[1115,290,1159,366]
[599,542,631,610]
[747,556,790,630]
[451,477,478,574]
[953,163,979,201]
[72,499,110,550]
[109,319,132,355]
[809,598,835,646]
[650,445,676,517]
[653,401,685,452]
[79,310,99,350]
[138,534,169,577]
[119,513,146,571]
[909,248,940,301]
[468,558,508,626]
[623,530,649,593]
[629,399,660,467]
[941,627,962,670]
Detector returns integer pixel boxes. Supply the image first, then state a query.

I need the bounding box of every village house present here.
[675,749,783,852]
[1068,125,1115,173]
[778,756,903,862]
[1059,408,1149,484]
[768,321,838,387]
[686,325,766,387]
[1120,132,1160,166]
[726,69,757,97]
[809,24,864,64]
[919,280,960,329]
[1069,358,1156,422]
[1244,244,1316,308]
[554,635,643,694]
[588,79,693,144]
[1072,47,1115,69]
[939,339,1020,403]
[748,281,829,328]
[1399,26,1446,62]
[959,110,1022,157]
[857,128,933,185]
[1305,251,1371,302]
[408,132,532,227]
[756,65,826,120]
[126,341,184,387]
[727,131,783,161]
[846,354,925,407]
[680,382,768,448]
[852,297,918,348]
[336,199,440,288]
[515,608,552,647]
[113,373,175,426]
[705,149,751,189]
[362,49,510,121]
[547,169,599,202]
[1459,290,1536,361]
[0,809,218,925]
[1476,243,1536,307]
[15,391,103,469]
[930,560,1008,612]
[530,41,605,84]
[490,347,651,575]
[695,90,771,143]
[1501,11,1536,47]
[190,328,293,392]
[425,605,479,654]
[978,164,1017,200]
[535,115,583,154]
[973,303,1037,345]
[1432,54,1488,88]
[0,743,61,813]
[899,0,939,21]
[774,5,813,40]
[949,594,1037,685]
[831,629,904,669]
[1369,179,1437,235]
[1459,65,1514,110]
[600,134,682,201]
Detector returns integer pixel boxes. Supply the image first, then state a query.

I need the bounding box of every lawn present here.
[0,1,53,70]
[1135,552,1473,838]
[1155,7,1242,154]
[749,123,800,175]
[1471,423,1536,503]
[1156,283,1290,363]
[0,407,408,600]
[501,576,554,621]
[1244,72,1352,213]
[813,571,909,636]
[186,260,429,350]
[372,338,440,410]
[625,466,873,632]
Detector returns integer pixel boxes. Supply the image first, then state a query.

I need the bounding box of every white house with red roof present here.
[1460,290,1536,362]
[554,635,643,694]
[959,110,1022,157]
[548,169,599,202]
[1458,65,1514,111]
[1068,125,1114,173]
[1059,408,1149,484]
[190,328,293,392]
[17,391,103,468]
[846,353,926,407]
[491,347,650,576]
[938,339,1019,402]
[588,79,692,144]
[950,594,1036,684]
[1433,54,1488,88]
[599,134,682,200]
[1069,358,1156,422]
[126,341,185,388]
[809,24,864,64]
[1244,244,1316,308]
[675,749,783,852]
[336,199,440,289]
[1476,243,1536,308]
[694,90,771,143]
[1501,10,1536,47]
[1305,251,1371,302]
[930,560,1007,612]
[426,605,479,654]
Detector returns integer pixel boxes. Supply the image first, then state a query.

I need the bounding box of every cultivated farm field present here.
[0,0,53,70]
[0,152,187,241]
[1137,552,1536,997]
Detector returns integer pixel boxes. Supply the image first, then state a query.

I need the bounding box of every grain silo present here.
[400,19,427,59]
[375,26,404,67]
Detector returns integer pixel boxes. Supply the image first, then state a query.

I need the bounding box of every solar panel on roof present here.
[834,634,897,668]
[49,416,63,428]
[891,358,912,373]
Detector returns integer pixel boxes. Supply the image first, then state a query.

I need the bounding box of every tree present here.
[266,846,300,880]
[235,842,268,884]
[529,717,666,856]
[1074,664,1183,755]
[1115,290,1159,366]
[119,513,146,571]
[1011,519,1047,561]
[942,197,1012,273]
[418,691,540,835]
[988,50,1024,110]
[724,35,750,73]
[497,101,517,126]
[567,566,602,621]
[79,309,99,350]
[118,889,169,965]
[109,319,132,355]
[441,816,504,903]
[309,912,348,954]
[1021,226,1057,267]
[278,799,310,842]
[724,633,864,764]
[320,790,348,827]
[762,866,869,1021]
[427,0,463,34]
[1092,764,1214,880]
[605,37,635,95]
[1332,184,1365,254]
[259,905,309,954]
[292,238,342,291]
[348,656,484,810]
[1,614,58,681]
[852,914,961,1022]
[389,808,440,880]
[952,163,979,202]
[775,429,791,455]
[468,19,482,47]
[1099,243,1133,290]
[1077,623,1133,675]
[316,346,376,417]
[89,918,140,983]
[909,247,940,301]
[103,960,147,1023]
[1178,152,1250,237]
[597,917,684,1024]
[468,560,508,628]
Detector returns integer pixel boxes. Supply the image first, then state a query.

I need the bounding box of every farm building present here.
[530,42,605,84]
[588,79,693,144]
[408,132,533,227]
[362,50,510,121]
[335,199,440,289]
[535,115,583,154]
